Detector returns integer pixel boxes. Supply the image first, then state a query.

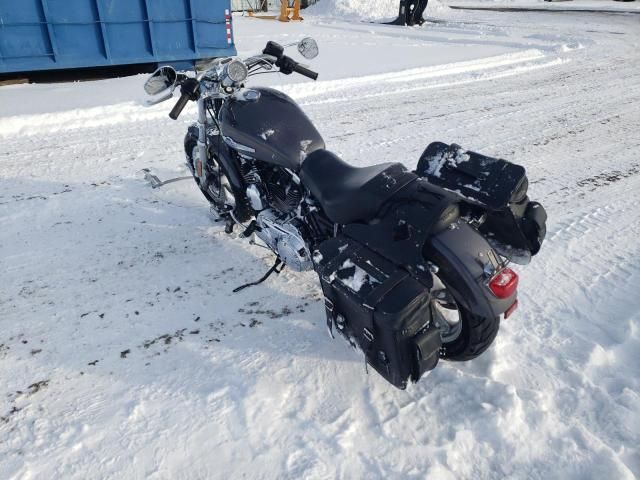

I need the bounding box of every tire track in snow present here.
[284,49,550,100]
[0,50,563,140]
[488,176,640,477]
[2,12,640,480]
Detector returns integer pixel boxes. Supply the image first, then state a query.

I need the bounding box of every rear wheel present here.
[431,274,500,361]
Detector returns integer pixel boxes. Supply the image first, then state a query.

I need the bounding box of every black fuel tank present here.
[218,87,325,171]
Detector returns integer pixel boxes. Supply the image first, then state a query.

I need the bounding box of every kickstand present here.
[232,257,284,293]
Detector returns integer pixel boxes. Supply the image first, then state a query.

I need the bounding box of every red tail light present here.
[488,267,518,299]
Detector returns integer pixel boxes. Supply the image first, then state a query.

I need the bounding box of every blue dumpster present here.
[0,0,236,74]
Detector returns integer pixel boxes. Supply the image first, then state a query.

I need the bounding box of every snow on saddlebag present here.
[315,236,441,389]
[416,142,547,258]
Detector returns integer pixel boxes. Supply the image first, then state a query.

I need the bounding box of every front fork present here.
[194,99,209,179]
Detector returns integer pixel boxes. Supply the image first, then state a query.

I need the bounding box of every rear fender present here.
[424,221,516,318]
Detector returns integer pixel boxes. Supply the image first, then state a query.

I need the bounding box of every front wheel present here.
[184,127,252,224]
[184,126,224,206]
[431,274,500,361]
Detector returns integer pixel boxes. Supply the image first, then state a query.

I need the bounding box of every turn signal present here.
[488,267,518,299]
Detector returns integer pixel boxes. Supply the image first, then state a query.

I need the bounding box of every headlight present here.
[226,59,248,83]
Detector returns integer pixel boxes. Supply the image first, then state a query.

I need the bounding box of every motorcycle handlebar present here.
[293,63,318,81]
[169,78,200,120]
[165,45,317,120]
[275,54,318,81]
[169,93,190,120]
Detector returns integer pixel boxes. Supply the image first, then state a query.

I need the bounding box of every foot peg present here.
[240,220,260,238]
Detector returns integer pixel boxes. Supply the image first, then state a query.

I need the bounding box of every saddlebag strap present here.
[324,296,336,339]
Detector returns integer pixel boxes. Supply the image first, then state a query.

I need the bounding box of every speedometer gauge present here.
[226,59,249,83]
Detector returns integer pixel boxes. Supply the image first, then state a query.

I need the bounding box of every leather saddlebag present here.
[416,141,547,256]
[315,236,441,389]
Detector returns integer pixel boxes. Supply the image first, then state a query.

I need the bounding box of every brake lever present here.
[245,55,277,71]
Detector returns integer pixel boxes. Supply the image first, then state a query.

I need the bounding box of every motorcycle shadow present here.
[1,175,358,380]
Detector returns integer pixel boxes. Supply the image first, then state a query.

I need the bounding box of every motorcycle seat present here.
[300,149,415,224]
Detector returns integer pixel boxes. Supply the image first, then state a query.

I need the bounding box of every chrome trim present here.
[222,135,256,153]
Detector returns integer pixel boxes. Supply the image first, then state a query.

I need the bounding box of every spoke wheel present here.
[191,145,226,207]
[184,126,251,224]
[185,130,234,212]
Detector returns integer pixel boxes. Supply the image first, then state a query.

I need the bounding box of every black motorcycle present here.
[144,38,547,389]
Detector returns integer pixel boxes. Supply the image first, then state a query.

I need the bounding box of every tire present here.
[185,127,252,223]
[439,306,500,361]
[184,127,217,205]
[430,271,500,361]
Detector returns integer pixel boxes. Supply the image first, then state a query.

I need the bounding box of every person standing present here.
[387,0,429,26]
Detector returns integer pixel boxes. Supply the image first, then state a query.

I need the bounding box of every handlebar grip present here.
[169,93,190,120]
[293,63,318,81]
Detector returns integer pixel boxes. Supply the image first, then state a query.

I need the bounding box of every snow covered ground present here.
[446,0,640,13]
[1,4,639,479]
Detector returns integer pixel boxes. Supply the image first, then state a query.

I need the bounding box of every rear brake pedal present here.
[240,220,260,238]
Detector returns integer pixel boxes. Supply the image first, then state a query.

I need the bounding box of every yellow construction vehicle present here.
[247,0,303,21]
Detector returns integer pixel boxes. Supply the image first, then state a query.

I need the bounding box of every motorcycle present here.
[143,38,547,389]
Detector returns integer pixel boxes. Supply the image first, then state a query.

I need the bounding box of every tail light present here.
[488,267,518,299]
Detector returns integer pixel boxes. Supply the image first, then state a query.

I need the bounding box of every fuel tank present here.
[218,87,325,171]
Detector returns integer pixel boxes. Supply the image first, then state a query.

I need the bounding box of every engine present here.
[241,161,312,271]
[262,168,303,214]
[254,210,313,271]
[242,162,303,215]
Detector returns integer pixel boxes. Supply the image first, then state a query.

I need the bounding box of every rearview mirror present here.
[297,37,319,60]
[144,66,177,95]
